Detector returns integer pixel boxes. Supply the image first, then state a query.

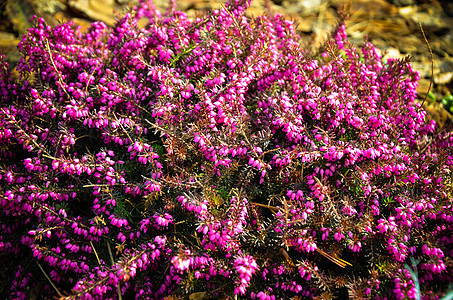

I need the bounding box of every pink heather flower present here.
[0,0,451,298]
[153,213,173,227]
[171,250,192,272]
[234,255,259,295]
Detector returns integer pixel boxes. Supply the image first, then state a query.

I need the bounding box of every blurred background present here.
[1,0,452,126]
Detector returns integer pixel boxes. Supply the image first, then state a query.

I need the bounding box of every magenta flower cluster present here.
[0,0,452,298]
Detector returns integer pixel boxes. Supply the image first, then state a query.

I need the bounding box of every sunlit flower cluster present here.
[0,0,452,298]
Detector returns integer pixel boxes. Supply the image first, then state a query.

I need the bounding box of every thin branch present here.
[418,23,434,111]
[107,241,122,300]
[90,241,102,266]
[44,39,70,98]
[37,261,64,298]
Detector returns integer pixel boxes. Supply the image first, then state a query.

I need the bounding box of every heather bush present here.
[0,0,452,299]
